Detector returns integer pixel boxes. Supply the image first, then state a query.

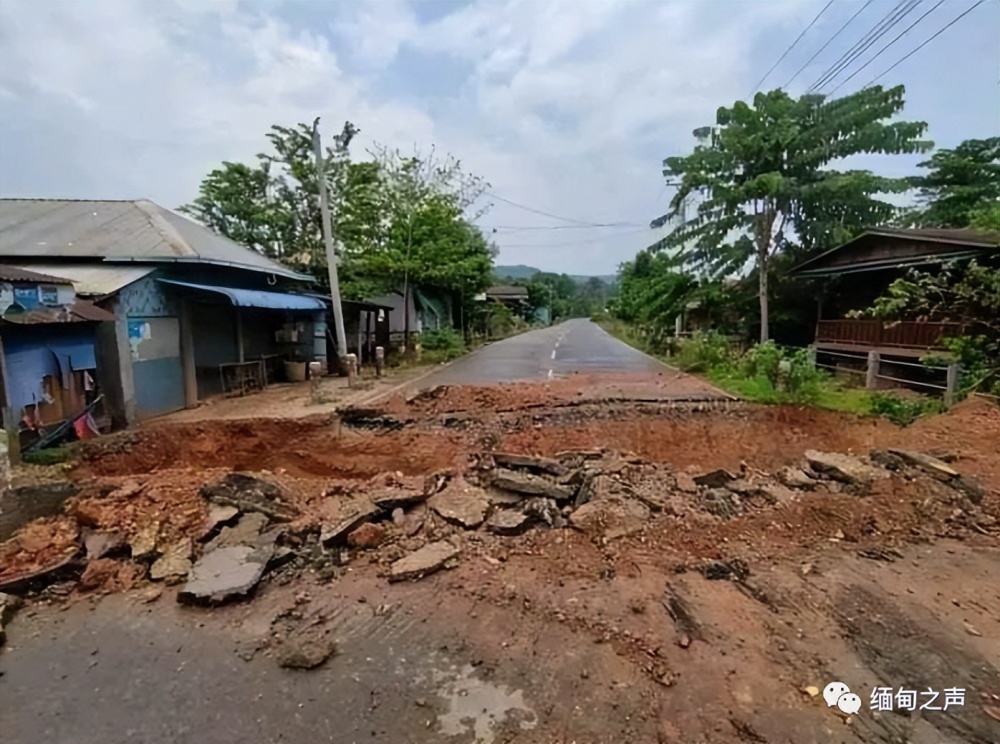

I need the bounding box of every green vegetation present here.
[181,121,496,343]
[654,85,931,342]
[418,327,467,363]
[601,320,943,421]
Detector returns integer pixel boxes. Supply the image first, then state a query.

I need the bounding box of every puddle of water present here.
[429,662,537,743]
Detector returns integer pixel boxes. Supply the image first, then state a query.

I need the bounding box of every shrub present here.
[419,327,464,352]
[869,393,946,426]
[673,332,733,373]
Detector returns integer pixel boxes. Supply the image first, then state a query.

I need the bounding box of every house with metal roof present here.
[0,198,327,425]
[791,226,999,359]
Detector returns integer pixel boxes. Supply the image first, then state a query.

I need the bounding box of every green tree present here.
[911,137,1000,228]
[362,145,493,348]
[656,85,931,342]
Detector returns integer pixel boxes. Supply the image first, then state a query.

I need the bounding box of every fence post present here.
[866,351,880,390]
[944,363,960,406]
[345,353,358,388]
[375,346,385,378]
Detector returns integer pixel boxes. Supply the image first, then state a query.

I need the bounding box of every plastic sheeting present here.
[3,327,98,412]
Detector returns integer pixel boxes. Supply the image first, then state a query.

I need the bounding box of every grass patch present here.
[603,320,947,421]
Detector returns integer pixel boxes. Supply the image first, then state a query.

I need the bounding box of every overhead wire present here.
[484,191,614,226]
[781,0,874,88]
[808,0,923,92]
[827,0,946,94]
[747,0,835,98]
[863,0,988,87]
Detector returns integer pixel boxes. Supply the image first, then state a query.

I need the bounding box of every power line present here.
[828,0,946,94]
[864,0,988,87]
[808,0,922,92]
[781,0,874,89]
[488,223,645,232]
[498,226,658,249]
[485,191,611,226]
[747,0,835,98]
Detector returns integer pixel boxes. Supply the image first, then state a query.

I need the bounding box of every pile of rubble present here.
[0,444,991,631]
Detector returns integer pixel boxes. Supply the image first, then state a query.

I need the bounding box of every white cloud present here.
[1,0,997,274]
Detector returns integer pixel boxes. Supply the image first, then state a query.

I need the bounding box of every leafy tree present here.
[655,85,931,342]
[182,122,497,341]
[180,120,360,279]
[911,137,1000,228]
[361,145,493,348]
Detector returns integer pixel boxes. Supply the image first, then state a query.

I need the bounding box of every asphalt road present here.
[413,318,683,388]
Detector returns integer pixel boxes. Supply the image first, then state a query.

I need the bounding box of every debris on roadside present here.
[388,540,460,582]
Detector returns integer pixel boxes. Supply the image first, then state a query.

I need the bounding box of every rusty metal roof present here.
[3,262,155,297]
[1,298,115,325]
[0,199,311,280]
[0,264,72,284]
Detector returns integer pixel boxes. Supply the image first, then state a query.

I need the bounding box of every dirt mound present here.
[74,417,464,480]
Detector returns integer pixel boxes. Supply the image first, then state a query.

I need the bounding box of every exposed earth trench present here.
[1,384,999,744]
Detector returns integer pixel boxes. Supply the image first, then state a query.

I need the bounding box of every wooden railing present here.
[815,319,966,351]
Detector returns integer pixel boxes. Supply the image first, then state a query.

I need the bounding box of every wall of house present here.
[372,291,422,335]
[1,324,99,418]
[119,276,184,418]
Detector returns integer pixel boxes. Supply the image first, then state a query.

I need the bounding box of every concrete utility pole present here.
[313,118,349,374]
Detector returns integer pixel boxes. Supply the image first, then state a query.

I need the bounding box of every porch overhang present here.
[157,279,325,311]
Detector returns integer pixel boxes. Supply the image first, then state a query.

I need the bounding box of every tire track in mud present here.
[834,583,998,744]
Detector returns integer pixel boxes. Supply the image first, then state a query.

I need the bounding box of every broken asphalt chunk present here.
[804,450,887,485]
[128,521,160,560]
[205,512,269,552]
[150,538,193,583]
[491,469,575,501]
[388,541,460,583]
[887,449,960,481]
[775,467,815,489]
[178,544,274,605]
[371,489,430,511]
[693,469,736,489]
[428,479,490,529]
[83,529,127,560]
[569,497,650,540]
[320,501,380,546]
[491,452,568,477]
[201,473,298,522]
[486,509,531,535]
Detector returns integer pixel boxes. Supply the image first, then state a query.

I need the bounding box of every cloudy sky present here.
[1,0,997,275]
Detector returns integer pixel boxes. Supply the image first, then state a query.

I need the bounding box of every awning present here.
[158,279,325,311]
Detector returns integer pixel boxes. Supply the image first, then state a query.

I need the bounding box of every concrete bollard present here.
[375,346,385,378]
[346,353,358,387]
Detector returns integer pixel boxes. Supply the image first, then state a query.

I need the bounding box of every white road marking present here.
[547,369,554,379]
[551,350,557,360]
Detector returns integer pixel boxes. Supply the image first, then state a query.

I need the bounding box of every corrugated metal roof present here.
[1,298,115,325]
[158,279,326,311]
[0,264,72,284]
[3,262,155,296]
[0,199,311,280]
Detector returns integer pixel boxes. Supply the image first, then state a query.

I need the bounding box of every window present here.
[40,285,60,306]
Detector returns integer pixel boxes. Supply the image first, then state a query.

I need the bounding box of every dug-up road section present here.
[1,320,998,744]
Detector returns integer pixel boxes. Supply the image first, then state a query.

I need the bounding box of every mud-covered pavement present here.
[1,348,999,743]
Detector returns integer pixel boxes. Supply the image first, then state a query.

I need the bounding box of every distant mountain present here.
[493,264,540,281]
[494,264,617,285]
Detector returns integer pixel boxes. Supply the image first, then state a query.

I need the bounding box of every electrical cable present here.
[863,0,987,87]
[808,0,922,92]
[781,0,874,88]
[827,0,946,94]
[747,0,835,98]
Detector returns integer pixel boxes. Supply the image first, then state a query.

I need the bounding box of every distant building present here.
[0,198,326,426]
